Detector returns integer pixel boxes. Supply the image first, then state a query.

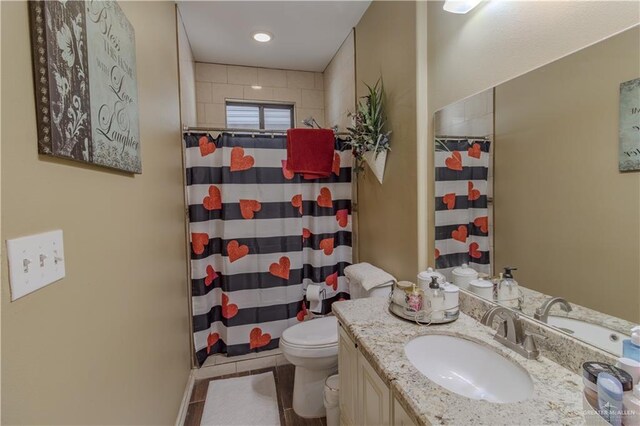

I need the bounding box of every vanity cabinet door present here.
[392,396,417,426]
[338,324,359,426]
[358,351,390,426]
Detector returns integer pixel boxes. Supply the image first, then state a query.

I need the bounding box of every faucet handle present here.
[522,331,544,359]
[524,330,547,340]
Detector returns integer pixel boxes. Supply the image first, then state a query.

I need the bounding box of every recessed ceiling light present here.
[251,85,262,90]
[252,32,272,43]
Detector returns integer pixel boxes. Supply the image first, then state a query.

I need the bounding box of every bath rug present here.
[200,372,280,425]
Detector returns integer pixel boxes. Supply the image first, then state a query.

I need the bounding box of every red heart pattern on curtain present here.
[435,138,491,276]
[184,133,353,365]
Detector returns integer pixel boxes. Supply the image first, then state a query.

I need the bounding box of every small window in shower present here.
[225,101,294,130]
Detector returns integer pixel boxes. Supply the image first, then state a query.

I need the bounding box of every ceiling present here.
[177,1,371,72]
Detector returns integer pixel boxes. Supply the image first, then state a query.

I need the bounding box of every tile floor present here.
[185,364,327,426]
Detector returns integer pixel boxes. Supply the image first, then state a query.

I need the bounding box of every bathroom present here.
[1,0,639,425]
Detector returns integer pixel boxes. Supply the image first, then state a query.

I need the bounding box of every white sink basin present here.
[547,316,628,356]
[404,334,534,403]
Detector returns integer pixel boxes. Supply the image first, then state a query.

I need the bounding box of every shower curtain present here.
[434,138,491,278]
[184,132,352,365]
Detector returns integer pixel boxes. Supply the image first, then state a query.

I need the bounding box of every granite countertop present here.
[332,298,586,426]
[516,286,634,337]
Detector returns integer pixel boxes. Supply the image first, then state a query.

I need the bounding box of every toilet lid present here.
[281,316,338,348]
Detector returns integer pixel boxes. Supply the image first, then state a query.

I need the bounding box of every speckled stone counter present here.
[516,286,635,337]
[333,298,586,426]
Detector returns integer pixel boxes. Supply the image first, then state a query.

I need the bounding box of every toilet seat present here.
[280,316,338,358]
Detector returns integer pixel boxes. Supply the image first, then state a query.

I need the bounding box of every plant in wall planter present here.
[347,78,391,184]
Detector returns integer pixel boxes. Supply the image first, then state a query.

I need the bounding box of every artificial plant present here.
[346,78,391,173]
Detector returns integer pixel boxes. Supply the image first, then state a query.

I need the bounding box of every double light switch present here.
[6,230,66,301]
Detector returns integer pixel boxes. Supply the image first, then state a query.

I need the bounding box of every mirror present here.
[433,26,640,356]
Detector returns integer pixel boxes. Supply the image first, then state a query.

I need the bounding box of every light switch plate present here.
[6,230,65,301]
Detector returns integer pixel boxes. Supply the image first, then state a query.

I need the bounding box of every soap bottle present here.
[428,277,445,322]
[622,326,640,362]
[498,267,520,309]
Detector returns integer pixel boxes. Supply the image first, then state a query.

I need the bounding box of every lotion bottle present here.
[622,326,640,363]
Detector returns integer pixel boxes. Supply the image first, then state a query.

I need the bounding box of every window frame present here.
[225,100,295,130]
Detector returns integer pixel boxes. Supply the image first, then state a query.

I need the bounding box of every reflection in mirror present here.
[433,26,640,357]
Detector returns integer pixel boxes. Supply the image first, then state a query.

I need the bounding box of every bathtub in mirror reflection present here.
[432,25,640,356]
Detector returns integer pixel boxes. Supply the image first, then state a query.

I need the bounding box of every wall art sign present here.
[29,0,141,173]
[619,78,640,172]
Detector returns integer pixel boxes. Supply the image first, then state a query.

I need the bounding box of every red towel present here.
[286,129,335,179]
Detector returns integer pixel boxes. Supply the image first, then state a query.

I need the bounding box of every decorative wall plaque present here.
[29,0,141,173]
[619,78,640,172]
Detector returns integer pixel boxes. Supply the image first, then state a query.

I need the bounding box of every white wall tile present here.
[258,68,287,88]
[195,81,212,103]
[243,86,275,101]
[301,89,324,109]
[297,108,324,128]
[195,63,227,83]
[287,70,315,89]
[196,103,206,125]
[228,65,258,85]
[314,72,324,90]
[272,87,301,105]
[195,63,325,129]
[211,83,244,104]
[205,103,225,125]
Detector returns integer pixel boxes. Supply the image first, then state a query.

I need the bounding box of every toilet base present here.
[292,365,338,418]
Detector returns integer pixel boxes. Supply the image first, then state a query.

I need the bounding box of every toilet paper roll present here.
[306,284,325,314]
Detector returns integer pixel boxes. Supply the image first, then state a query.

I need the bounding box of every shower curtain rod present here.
[183,125,350,136]
[435,135,491,140]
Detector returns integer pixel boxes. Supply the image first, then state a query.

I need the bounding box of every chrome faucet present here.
[534,297,572,323]
[481,306,542,359]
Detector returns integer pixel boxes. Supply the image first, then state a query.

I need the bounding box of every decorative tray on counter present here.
[388,301,459,325]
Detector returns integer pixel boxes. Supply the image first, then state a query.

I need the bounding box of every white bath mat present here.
[200,372,280,426]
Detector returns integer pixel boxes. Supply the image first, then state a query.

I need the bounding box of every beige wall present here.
[1,2,192,424]
[355,1,418,280]
[494,27,640,323]
[324,31,355,132]
[177,7,197,127]
[195,63,325,128]
[425,0,640,267]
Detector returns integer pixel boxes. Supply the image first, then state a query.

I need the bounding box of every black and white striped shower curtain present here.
[184,132,352,365]
[435,138,491,277]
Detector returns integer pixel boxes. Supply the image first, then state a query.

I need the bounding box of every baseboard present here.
[175,369,196,426]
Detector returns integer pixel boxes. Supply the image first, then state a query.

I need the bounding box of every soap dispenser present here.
[497,267,520,309]
[622,326,640,362]
[427,276,445,321]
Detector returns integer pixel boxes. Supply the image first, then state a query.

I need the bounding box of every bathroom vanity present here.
[333,297,589,425]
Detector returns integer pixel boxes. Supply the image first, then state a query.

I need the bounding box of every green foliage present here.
[346,78,391,173]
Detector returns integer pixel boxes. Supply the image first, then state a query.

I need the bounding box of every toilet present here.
[280,280,393,418]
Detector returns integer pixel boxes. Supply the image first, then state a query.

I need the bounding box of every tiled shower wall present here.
[194,63,325,128]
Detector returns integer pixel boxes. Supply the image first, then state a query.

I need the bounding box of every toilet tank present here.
[347,279,393,300]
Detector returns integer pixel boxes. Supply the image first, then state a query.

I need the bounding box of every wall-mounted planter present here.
[364,150,387,184]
